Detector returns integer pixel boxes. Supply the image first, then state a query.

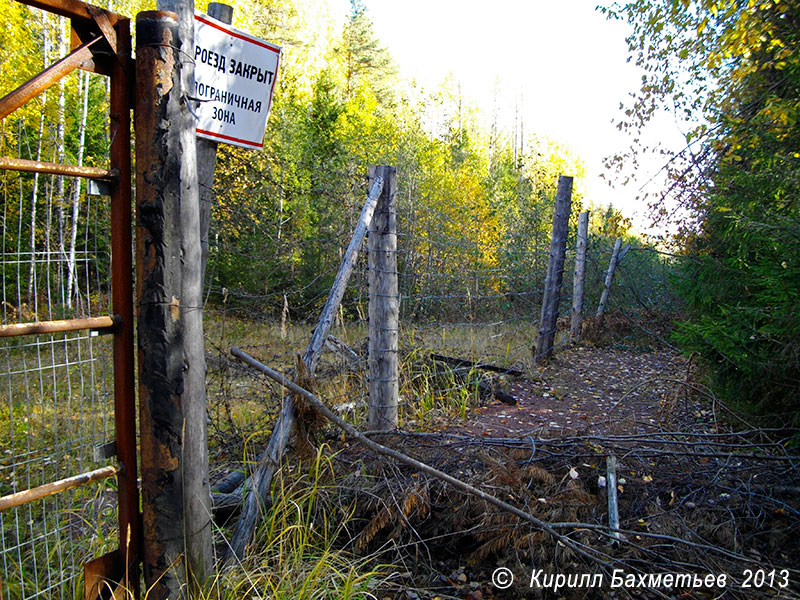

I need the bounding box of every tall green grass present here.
[203,447,389,600]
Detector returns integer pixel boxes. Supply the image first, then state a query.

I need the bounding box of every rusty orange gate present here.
[0,0,139,598]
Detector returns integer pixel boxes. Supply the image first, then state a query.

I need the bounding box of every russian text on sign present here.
[193,11,281,149]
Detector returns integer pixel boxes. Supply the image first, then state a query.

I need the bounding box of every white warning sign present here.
[193,11,281,149]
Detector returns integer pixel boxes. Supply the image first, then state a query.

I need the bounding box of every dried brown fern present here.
[292,355,327,458]
[356,503,394,552]
[524,464,556,487]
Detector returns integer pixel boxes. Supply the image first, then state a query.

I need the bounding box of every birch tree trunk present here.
[27,114,45,306]
[66,71,89,310]
[55,19,67,303]
[26,12,50,305]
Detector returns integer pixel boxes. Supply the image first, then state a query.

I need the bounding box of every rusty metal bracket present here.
[93,441,118,462]
[87,5,117,53]
[0,156,117,180]
[0,36,100,119]
[84,549,125,600]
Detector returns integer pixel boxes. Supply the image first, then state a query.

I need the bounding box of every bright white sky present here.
[336,0,689,234]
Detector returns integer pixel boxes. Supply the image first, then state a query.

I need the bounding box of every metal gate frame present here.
[0,0,139,597]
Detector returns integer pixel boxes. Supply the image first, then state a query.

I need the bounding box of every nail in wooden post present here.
[368,165,398,431]
[534,176,573,363]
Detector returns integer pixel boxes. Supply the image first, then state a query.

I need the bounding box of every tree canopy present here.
[607,0,800,419]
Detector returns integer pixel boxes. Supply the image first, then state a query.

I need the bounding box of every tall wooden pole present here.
[135,13,185,598]
[198,2,233,281]
[135,4,211,597]
[570,210,589,342]
[534,176,573,363]
[368,165,399,431]
[157,0,213,588]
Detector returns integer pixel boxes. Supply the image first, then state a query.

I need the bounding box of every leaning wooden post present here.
[534,176,573,363]
[225,175,385,562]
[597,238,622,319]
[368,165,399,431]
[197,2,233,281]
[570,210,589,341]
[135,7,211,598]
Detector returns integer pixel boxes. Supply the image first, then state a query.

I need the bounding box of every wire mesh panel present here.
[0,170,118,599]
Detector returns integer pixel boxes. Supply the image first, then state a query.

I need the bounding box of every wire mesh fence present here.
[0,2,136,591]
[0,171,119,600]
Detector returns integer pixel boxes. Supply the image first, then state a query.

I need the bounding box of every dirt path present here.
[463,346,688,437]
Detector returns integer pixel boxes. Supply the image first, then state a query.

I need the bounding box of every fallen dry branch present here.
[221,347,799,598]
[429,353,523,376]
[230,346,615,568]
[429,354,517,405]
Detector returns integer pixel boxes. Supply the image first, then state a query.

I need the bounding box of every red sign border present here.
[193,11,280,150]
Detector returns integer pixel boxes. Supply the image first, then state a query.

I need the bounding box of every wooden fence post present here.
[534,176,573,363]
[135,7,211,598]
[198,2,233,281]
[570,210,589,341]
[159,0,213,589]
[368,165,399,431]
[597,237,627,318]
[606,455,621,544]
[225,174,386,562]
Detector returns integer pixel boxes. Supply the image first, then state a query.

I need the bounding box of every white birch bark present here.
[66,71,89,310]
[27,12,49,306]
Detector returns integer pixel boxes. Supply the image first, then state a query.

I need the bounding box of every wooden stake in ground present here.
[225,174,386,562]
[368,165,398,431]
[596,238,630,318]
[570,210,589,341]
[606,455,621,544]
[534,176,573,363]
[135,7,211,596]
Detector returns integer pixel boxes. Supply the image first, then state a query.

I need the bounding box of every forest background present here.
[0,0,797,421]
